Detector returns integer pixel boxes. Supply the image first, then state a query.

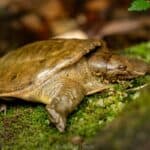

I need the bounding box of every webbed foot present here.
[46,105,66,132]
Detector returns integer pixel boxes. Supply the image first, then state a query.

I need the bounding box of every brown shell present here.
[0,39,102,94]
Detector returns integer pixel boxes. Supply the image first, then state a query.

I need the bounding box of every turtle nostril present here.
[118,65,126,70]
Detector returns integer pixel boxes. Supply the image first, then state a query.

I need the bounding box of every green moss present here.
[124,42,150,62]
[85,85,150,150]
[0,42,150,149]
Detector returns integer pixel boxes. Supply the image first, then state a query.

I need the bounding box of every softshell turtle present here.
[0,39,149,132]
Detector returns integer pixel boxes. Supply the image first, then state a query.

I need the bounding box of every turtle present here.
[0,39,149,132]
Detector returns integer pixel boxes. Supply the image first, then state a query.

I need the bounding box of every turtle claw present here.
[0,104,7,115]
[46,105,66,132]
[56,116,66,133]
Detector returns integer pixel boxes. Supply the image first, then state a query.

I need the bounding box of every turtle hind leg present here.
[45,78,85,132]
[0,104,7,115]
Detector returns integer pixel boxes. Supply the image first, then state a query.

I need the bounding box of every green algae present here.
[0,42,150,149]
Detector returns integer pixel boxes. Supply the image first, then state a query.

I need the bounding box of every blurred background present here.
[0,0,149,56]
[0,1,150,149]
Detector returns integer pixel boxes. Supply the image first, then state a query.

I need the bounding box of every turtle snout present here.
[106,55,150,80]
[128,59,150,76]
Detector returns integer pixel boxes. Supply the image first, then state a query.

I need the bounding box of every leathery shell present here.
[0,39,102,94]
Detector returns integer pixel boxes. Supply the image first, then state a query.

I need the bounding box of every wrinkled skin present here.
[0,39,149,132]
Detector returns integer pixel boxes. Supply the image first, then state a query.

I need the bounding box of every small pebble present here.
[70,135,84,145]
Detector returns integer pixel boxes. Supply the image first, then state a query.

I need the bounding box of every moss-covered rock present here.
[84,85,150,150]
[0,42,150,149]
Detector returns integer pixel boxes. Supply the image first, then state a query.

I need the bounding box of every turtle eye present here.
[118,65,126,70]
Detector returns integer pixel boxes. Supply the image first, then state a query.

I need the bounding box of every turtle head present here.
[105,55,150,80]
[88,50,150,81]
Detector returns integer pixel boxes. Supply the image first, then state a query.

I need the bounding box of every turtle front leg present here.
[45,78,85,132]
